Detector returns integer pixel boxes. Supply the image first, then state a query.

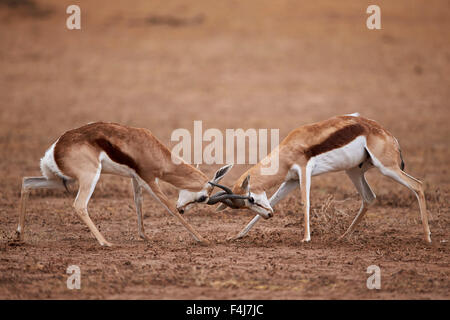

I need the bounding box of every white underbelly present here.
[310,136,367,176]
[99,152,136,178]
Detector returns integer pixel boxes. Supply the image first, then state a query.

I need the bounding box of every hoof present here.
[338,234,347,241]
[14,231,23,242]
[8,239,24,247]
[140,234,152,242]
[100,241,113,247]
[198,239,210,246]
[227,234,244,242]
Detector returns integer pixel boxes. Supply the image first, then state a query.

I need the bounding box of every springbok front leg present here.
[131,178,150,241]
[233,180,298,240]
[298,164,313,242]
[375,165,431,243]
[340,166,376,239]
[73,166,112,247]
[16,177,67,241]
[143,179,209,244]
[364,146,431,243]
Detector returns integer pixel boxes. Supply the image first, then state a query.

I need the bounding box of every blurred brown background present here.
[0,0,448,299]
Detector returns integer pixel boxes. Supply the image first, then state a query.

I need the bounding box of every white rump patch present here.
[346,112,360,117]
[40,141,71,180]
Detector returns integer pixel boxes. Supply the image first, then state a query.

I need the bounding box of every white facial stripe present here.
[177,190,196,208]
[177,189,208,210]
[252,192,270,209]
[249,191,273,218]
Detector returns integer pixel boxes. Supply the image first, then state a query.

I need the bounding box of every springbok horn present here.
[207,196,241,208]
[221,199,239,209]
[208,181,233,194]
[207,193,250,205]
[204,191,241,208]
[206,191,227,205]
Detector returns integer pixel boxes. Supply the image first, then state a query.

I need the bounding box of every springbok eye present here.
[197,195,207,202]
[248,197,255,204]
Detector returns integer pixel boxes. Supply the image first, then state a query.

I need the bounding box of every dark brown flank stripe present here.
[304,124,366,159]
[54,136,140,175]
[94,138,140,174]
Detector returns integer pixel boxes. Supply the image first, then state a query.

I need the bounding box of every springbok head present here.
[176,164,233,214]
[207,175,273,219]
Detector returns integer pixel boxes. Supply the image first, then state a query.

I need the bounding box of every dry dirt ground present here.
[0,0,449,299]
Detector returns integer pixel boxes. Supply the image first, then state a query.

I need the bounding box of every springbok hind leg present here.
[16,177,66,241]
[73,167,112,247]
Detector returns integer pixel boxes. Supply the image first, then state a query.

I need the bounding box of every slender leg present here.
[142,179,209,244]
[376,166,431,243]
[340,167,376,239]
[16,177,66,241]
[16,182,30,241]
[299,164,312,242]
[233,215,261,240]
[364,147,431,243]
[131,178,150,241]
[233,180,298,240]
[73,166,112,247]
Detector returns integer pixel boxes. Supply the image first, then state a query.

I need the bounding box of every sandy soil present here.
[0,0,449,299]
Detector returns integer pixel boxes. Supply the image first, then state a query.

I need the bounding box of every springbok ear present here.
[241,175,250,192]
[212,164,233,183]
[215,203,228,212]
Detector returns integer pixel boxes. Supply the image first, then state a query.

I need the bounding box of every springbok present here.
[206,114,432,243]
[16,122,233,246]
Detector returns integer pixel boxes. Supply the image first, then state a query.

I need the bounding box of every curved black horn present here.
[206,191,227,205]
[206,197,243,209]
[206,194,242,208]
[207,192,250,205]
[208,181,233,194]
[221,199,239,209]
